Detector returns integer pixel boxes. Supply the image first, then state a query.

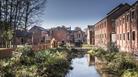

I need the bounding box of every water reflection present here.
[66,54,101,77]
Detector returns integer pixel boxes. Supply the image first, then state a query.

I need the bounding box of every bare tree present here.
[0,0,47,48]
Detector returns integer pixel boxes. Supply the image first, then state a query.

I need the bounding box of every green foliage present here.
[107,52,137,76]
[122,69,138,77]
[107,42,119,52]
[88,48,97,56]
[88,48,108,61]
[16,46,32,53]
[89,47,138,77]
[1,30,13,41]
[0,46,72,77]
[94,48,106,58]
[1,23,13,48]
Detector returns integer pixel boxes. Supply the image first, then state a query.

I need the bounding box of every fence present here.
[32,44,51,51]
[0,48,14,58]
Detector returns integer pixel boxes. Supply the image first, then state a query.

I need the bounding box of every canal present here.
[66,54,101,77]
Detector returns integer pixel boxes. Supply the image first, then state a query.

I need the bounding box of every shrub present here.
[88,48,96,56]
[16,46,32,53]
[94,48,107,61]
[88,48,110,61]
[107,42,119,52]
[107,52,137,76]
[19,47,35,66]
[0,46,72,77]
[122,69,138,77]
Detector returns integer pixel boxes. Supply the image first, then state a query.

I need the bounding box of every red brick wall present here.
[115,4,138,53]
[95,18,108,48]
[52,28,69,42]
[95,4,130,49]
[32,30,42,45]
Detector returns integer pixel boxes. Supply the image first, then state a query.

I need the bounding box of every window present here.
[78,34,80,38]
[115,21,118,26]
[131,11,135,19]
[41,36,45,42]
[122,34,123,40]
[132,31,135,40]
[21,38,24,44]
[120,34,121,40]
[123,33,125,40]
[122,17,125,24]
[116,34,118,40]
[127,32,130,40]
[126,15,129,21]
[117,34,119,40]
[104,22,106,27]
[120,19,122,25]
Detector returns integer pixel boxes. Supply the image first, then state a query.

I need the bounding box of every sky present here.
[40,0,137,29]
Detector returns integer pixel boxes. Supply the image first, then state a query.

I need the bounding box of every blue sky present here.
[41,0,136,29]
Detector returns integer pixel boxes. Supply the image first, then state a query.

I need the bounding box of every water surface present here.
[66,55,101,77]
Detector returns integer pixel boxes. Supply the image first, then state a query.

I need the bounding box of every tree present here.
[0,0,47,48]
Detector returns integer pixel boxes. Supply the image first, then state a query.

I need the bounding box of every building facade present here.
[95,18,108,48]
[73,27,85,43]
[93,1,138,54]
[115,1,138,53]
[49,26,71,43]
[29,26,50,45]
[15,30,32,45]
[87,25,95,45]
[95,3,130,48]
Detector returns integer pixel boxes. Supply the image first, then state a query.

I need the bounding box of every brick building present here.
[87,25,95,45]
[15,30,32,45]
[49,26,71,43]
[73,27,86,43]
[95,18,108,48]
[29,26,50,45]
[115,1,138,53]
[95,3,130,48]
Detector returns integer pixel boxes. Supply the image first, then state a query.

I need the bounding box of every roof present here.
[30,26,48,32]
[132,1,138,7]
[94,17,107,26]
[88,25,95,29]
[94,3,130,26]
[16,30,32,37]
[107,3,130,16]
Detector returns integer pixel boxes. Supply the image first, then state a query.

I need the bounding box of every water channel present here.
[66,54,101,77]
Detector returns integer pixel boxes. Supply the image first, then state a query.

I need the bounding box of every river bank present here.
[88,48,138,77]
[0,46,73,77]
